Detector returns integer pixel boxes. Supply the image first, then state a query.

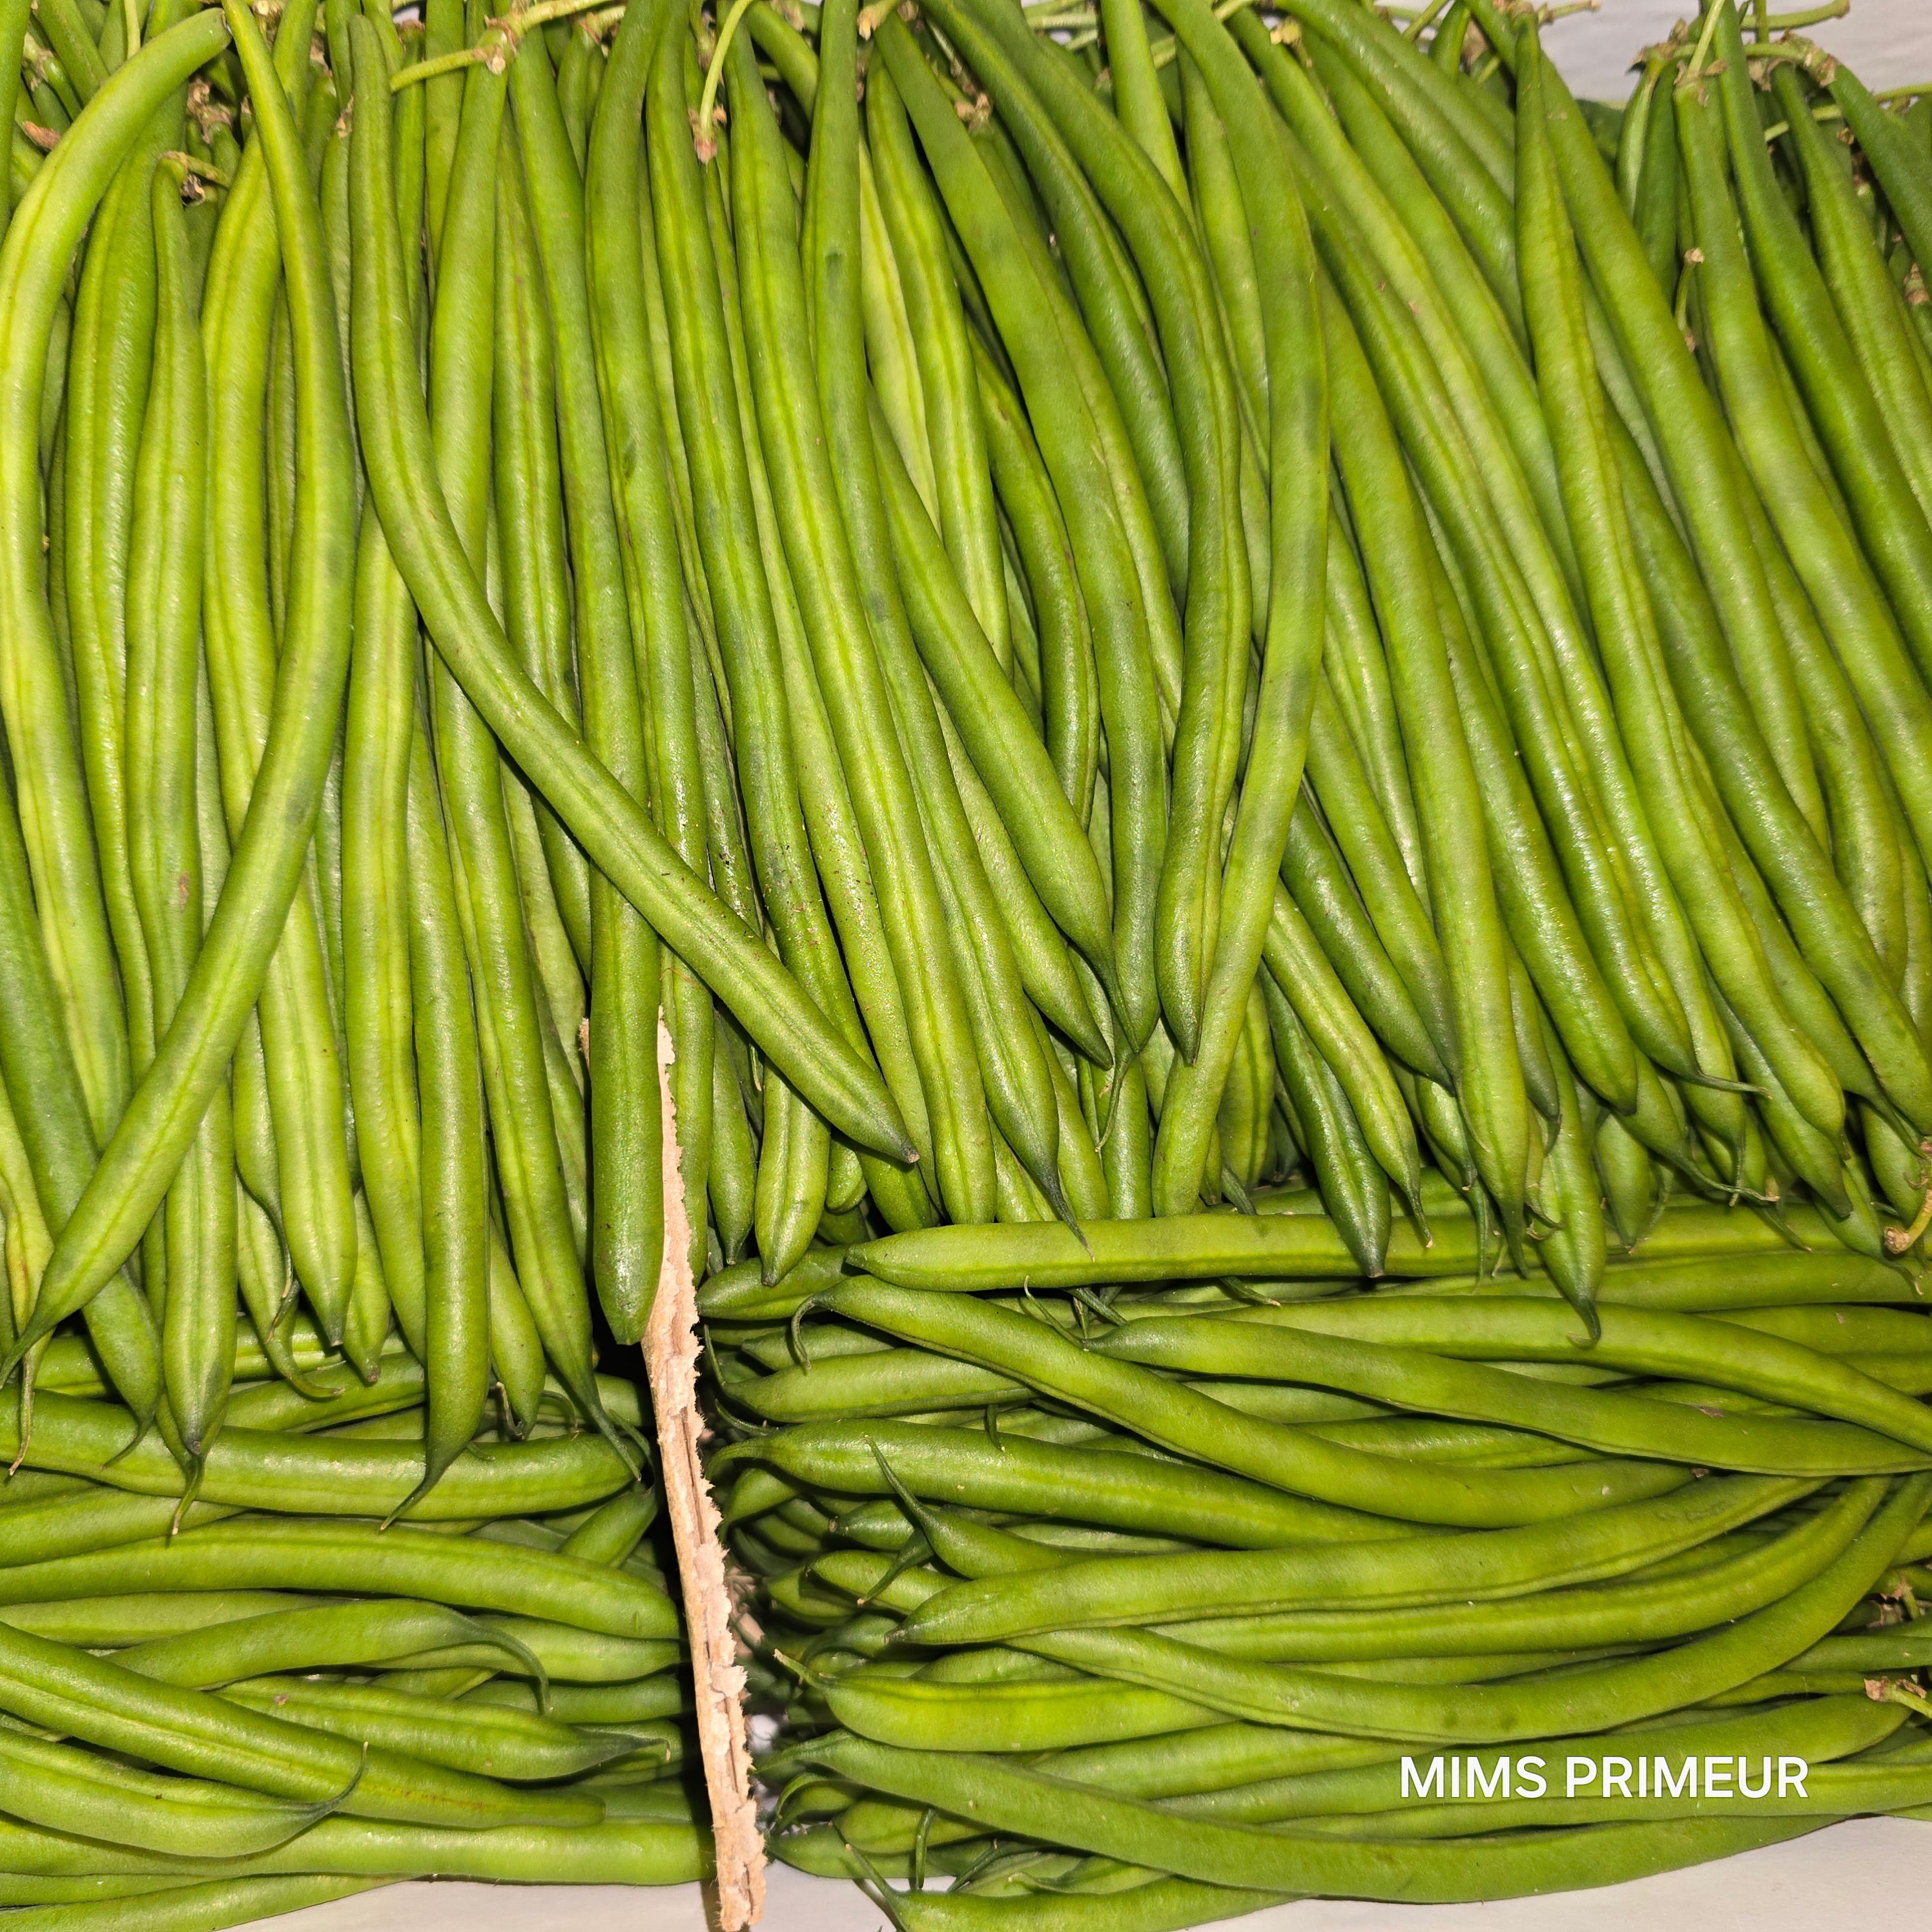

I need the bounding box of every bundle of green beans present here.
[0,0,730,1917]
[729,1223,1932,1922]
[10,0,1932,1918]
[652,0,1932,1918]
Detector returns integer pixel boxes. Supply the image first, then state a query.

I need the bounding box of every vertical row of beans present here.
[691,0,1932,1922]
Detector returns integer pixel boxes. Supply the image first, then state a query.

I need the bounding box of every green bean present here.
[940,0,1239,1081]
[0,1614,603,1828]
[936,7,1191,712]
[737,1348,1023,1424]
[798,16,1077,1224]
[123,151,236,1477]
[1181,1692,1900,1825]
[1707,19,1932,691]
[867,58,1009,669]
[1430,531,1645,1122]
[828,1665,1222,1754]
[1290,701,1452,1085]
[0,1386,633,1518]
[988,46,1236,1029]
[0,1487,240,1568]
[869,395,1115,1009]
[0,1875,388,1927]
[1,1592,318,1644]
[218,1675,634,1781]
[652,19,861,1275]
[447,1613,675,1683]
[444,40,633,1468]
[1281,39,1739,1126]
[112,1598,533,1689]
[1532,1029,1608,1322]
[705,1040,755,1266]
[1828,57,1932,415]
[0,0,26,231]
[344,36,464,1379]
[1263,892,1424,1206]
[419,0,464,253]
[683,19,977,1225]
[689,50,933,1242]
[1262,971,1388,1276]
[972,340,1099,823]
[1681,77,1932,914]
[468,1673,686,1725]
[16,1876,200,1911]
[1778,70,1932,533]
[1040,1722,1401,1805]
[1319,511,1428,896]
[1215,1295,1932,1454]
[720,1417,1406,1548]
[1627,51,1681,291]
[824,1280,1692,1527]
[0,1723,336,1858]
[585,0,697,1319]
[68,117,185,1126]
[1074,0,1313,1212]
[799,1730,1827,1900]
[488,112,590,966]
[197,2,355,1350]
[399,722,493,1499]
[1311,283,1531,1249]
[0,1516,677,1639]
[1096,1315,1925,1476]
[0,25,240,1413]
[498,27,663,1428]
[1330,186,1698,1112]
[0,1817,705,1887]
[896,1470,1805,1645]
[940,704,1113,1074]
[847,1208,1472,1289]
[1518,36,1840,1144]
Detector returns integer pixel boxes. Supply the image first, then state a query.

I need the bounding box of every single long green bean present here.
[0,1516,678,1638]
[894,1470,1807,1644]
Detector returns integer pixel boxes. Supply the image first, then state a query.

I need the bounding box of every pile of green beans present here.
[670,0,1932,1919]
[8,0,1932,1920]
[0,0,731,1919]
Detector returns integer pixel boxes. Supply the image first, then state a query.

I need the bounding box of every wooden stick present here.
[646,1017,765,1929]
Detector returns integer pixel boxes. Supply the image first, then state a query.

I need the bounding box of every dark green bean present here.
[1097,1314,1926,1476]
[0,1614,604,1828]
[0,1386,632,1519]
[719,1417,1407,1549]
[795,1730,1826,1901]
[0,1516,677,1637]
[896,1469,1805,1645]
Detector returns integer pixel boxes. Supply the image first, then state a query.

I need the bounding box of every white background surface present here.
[1545,0,1932,99]
[245,0,1931,1925]
[251,1816,1931,1930]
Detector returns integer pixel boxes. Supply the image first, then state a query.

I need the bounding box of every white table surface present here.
[238,0,1929,1925]
[1545,0,1932,99]
[251,1815,1929,1929]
